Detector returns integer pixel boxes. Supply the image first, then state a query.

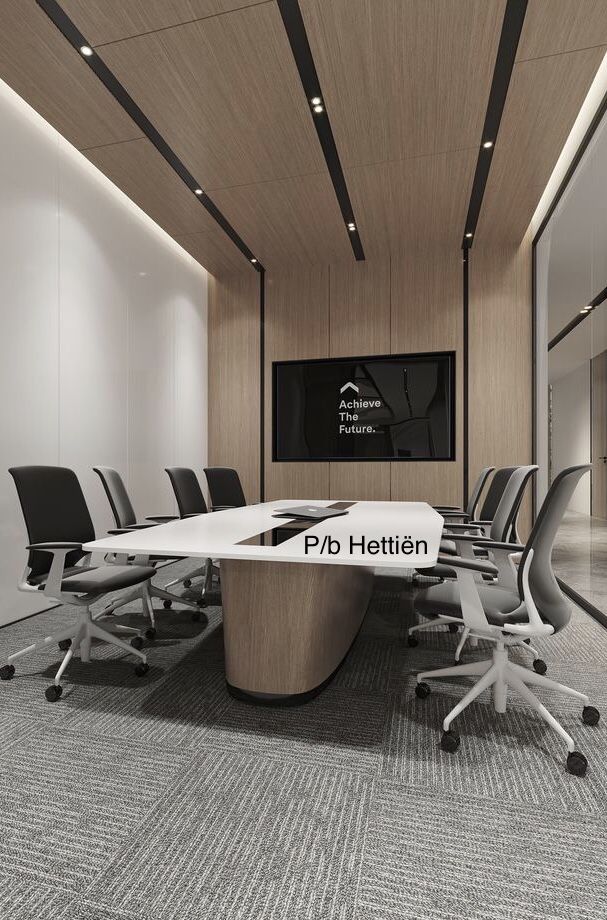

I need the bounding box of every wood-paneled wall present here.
[468,232,533,534]
[208,272,260,502]
[209,246,479,506]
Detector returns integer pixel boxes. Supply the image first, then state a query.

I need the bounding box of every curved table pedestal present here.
[221,559,374,704]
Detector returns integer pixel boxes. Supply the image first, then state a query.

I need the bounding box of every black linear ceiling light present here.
[462,0,528,249]
[277,0,365,261]
[36,0,264,272]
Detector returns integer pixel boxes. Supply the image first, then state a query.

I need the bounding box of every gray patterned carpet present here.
[1,562,606,920]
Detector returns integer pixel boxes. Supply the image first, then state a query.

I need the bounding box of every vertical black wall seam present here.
[590,359,593,515]
[463,250,470,506]
[531,239,537,520]
[389,254,392,501]
[259,270,265,502]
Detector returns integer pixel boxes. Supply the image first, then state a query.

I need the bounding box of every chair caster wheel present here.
[163,600,172,609]
[582,705,600,726]
[533,659,547,675]
[440,729,460,753]
[184,579,192,588]
[566,750,588,776]
[58,639,72,651]
[134,662,149,677]
[448,623,459,633]
[130,636,144,651]
[407,634,419,647]
[45,685,63,702]
[415,682,431,699]
[145,628,157,641]
[0,664,16,681]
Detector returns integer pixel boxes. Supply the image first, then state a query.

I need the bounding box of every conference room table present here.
[85,500,443,704]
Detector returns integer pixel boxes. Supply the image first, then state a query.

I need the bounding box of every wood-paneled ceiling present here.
[1,0,607,275]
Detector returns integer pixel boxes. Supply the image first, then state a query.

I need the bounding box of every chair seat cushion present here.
[440,539,457,554]
[59,564,156,595]
[415,581,527,626]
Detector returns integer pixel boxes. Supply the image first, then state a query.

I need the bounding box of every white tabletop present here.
[84,500,443,569]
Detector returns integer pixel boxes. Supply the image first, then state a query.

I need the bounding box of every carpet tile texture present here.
[0,563,606,919]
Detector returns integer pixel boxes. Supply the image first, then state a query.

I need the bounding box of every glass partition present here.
[535,105,607,614]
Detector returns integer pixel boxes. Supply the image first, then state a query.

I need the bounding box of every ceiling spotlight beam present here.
[277,0,365,261]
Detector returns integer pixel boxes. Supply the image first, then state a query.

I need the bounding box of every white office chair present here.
[410,465,538,665]
[413,464,600,776]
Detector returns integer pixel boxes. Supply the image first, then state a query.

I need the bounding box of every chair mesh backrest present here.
[204,467,246,508]
[518,465,591,631]
[93,467,137,528]
[489,465,537,543]
[8,466,94,578]
[466,467,494,518]
[165,468,207,517]
[477,466,517,520]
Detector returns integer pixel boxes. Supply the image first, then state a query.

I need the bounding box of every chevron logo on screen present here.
[338,381,382,434]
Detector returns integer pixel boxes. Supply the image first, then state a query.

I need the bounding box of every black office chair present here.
[204,467,246,511]
[413,465,600,776]
[3,466,155,701]
[165,467,208,517]
[93,467,203,618]
[164,467,216,599]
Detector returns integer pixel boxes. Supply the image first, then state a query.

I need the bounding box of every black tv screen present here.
[273,351,455,462]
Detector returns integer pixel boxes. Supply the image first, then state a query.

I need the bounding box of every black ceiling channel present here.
[277,0,365,261]
[462,0,528,250]
[36,0,264,272]
[548,283,607,351]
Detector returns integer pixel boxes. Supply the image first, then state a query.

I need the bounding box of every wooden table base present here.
[221,559,375,704]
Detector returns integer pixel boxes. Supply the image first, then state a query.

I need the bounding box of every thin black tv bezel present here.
[272,350,456,462]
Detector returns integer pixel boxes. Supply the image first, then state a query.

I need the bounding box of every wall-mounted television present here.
[272,351,456,462]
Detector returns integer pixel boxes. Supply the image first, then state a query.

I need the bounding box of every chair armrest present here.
[107,528,138,536]
[437,554,497,576]
[211,505,236,512]
[476,540,525,553]
[433,505,461,511]
[145,515,179,523]
[182,512,203,519]
[26,543,84,598]
[446,533,490,544]
[435,509,468,517]
[443,523,483,532]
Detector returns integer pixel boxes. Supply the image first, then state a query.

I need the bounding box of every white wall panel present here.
[0,81,208,628]
[0,88,60,623]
